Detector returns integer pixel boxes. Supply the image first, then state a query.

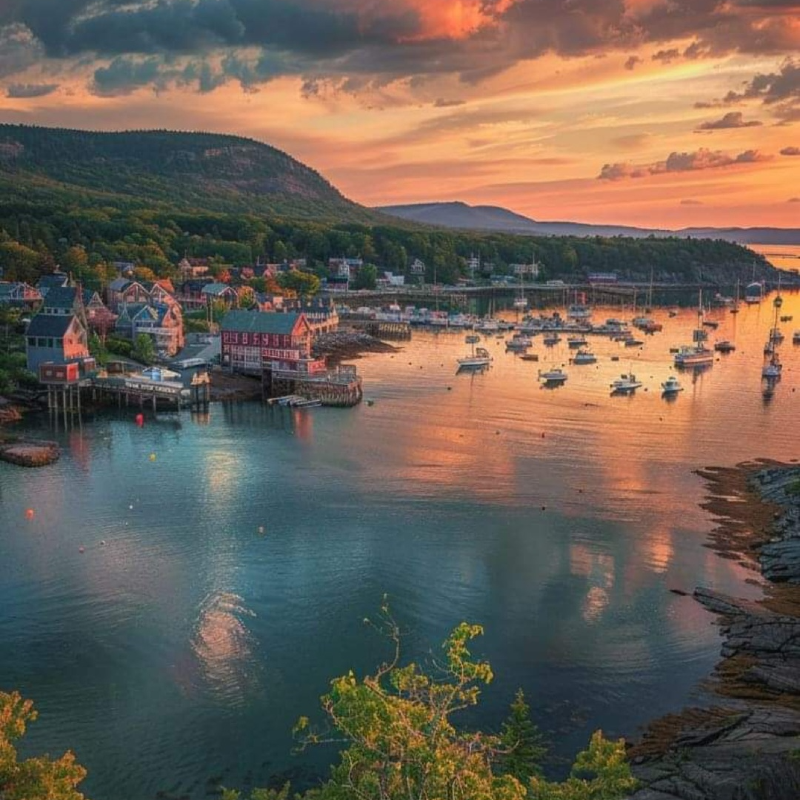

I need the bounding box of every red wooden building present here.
[221,311,327,375]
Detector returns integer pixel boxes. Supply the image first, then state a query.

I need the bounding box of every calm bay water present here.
[1,293,799,799]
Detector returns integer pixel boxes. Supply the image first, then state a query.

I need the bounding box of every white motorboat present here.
[567,303,592,321]
[745,281,763,304]
[539,367,568,385]
[567,335,588,349]
[506,335,532,351]
[572,349,597,365]
[543,333,561,346]
[661,376,683,394]
[610,373,642,393]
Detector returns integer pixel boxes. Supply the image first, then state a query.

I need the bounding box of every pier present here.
[362,321,412,340]
[262,364,363,407]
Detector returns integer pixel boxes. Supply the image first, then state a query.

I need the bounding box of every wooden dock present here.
[263,364,363,407]
[362,321,412,340]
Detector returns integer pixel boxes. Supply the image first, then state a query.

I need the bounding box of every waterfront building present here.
[25,312,90,373]
[221,310,326,375]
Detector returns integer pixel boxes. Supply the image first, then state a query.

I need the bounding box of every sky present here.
[0,0,798,228]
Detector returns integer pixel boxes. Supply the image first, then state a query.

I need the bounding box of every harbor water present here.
[1,294,799,799]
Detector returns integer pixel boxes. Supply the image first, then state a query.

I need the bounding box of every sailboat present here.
[458,339,491,369]
[730,279,740,314]
[513,262,529,311]
[674,291,714,368]
[762,295,783,379]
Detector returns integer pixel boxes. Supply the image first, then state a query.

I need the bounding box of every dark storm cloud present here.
[696,112,763,131]
[0,0,798,94]
[723,59,800,105]
[6,81,59,97]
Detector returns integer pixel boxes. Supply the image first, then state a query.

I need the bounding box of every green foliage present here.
[278,271,321,298]
[105,336,133,358]
[278,607,635,800]
[0,126,771,292]
[222,785,291,800]
[529,731,639,800]
[131,333,155,365]
[0,690,87,800]
[353,264,378,290]
[497,690,548,783]
[88,332,108,366]
[0,307,29,394]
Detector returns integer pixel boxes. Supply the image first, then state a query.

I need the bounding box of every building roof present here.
[37,273,70,290]
[26,314,76,337]
[222,311,305,335]
[108,278,132,292]
[43,286,79,310]
[202,283,235,296]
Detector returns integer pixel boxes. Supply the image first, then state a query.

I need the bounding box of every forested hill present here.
[0,124,778,288]
[0,125,374,222]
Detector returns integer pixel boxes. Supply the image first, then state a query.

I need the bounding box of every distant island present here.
[378,202,800,246]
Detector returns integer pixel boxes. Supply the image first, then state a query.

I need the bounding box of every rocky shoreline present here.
[629,463,800,800]
[0,438,60,467]
[313,330,399,362]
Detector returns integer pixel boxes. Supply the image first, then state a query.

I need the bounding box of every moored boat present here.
[572,349,597,365]
[539,367,568,385]
[714,340,736,353]
[661,376,683,394]
[610,373,642,393]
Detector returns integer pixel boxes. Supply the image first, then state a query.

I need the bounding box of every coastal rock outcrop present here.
[0,440,60,467]
[630,464,800,800]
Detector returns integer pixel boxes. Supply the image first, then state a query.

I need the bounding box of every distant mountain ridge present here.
[0,124,375,221]
[378,202,800,245]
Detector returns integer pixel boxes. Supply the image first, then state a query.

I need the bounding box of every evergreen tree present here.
[497,689,548,783]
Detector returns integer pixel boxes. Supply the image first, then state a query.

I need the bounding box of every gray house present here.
[26,313,90,373]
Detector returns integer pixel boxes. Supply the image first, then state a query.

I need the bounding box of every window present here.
[37,337,47,347]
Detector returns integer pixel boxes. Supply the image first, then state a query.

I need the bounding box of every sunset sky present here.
[0,0,798,228]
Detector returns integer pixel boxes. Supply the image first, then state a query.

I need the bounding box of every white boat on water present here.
[458,345,491,369]
[539,367,568,385]
[610,373,642,393]
[763,359,782,379]
[567,335,588,349]
[506,335,532,351]
[543,333,561,346]
[745,281,763,304]
[572,349,597,365]
[567,303,592,321]
[770,327,785,342]
[661,376,683,394]
[675,292,714,368]
[793,331,800,344]
[675,345,714,367]
[475,318,500,333]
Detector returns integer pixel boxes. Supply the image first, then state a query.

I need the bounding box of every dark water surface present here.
[1,296,799,799]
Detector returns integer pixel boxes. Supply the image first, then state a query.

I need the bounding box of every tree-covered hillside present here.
[0,125,374,222]
[0,125,774,288]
